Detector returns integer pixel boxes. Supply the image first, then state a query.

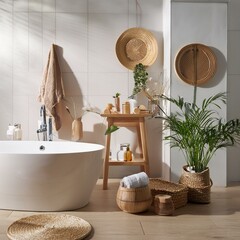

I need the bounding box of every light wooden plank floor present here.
[0,179,240,239]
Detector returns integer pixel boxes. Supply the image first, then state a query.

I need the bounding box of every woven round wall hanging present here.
[7,214,92,240]
[116,27,158,70]
[175,43,217,86]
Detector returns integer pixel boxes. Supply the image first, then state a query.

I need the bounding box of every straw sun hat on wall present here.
[115,27,158,70]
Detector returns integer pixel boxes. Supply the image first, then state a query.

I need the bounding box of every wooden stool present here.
[101,114,151,190]
[154,194,174,216]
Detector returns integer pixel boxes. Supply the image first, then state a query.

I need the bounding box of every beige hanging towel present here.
[39,44,65,130]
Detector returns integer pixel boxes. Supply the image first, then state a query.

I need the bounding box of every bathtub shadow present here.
[85,229,95,240]
[76,180,121,213]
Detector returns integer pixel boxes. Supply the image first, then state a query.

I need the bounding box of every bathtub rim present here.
[0,140,105,155]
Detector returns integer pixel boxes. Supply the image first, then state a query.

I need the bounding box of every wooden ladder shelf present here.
[101,113,151,190]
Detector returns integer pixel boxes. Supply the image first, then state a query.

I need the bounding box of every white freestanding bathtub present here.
[0,141,104,211]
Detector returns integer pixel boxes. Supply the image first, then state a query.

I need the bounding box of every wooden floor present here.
[0,179,240,240]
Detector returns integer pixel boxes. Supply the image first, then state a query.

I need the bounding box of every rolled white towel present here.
[121,172,149,188]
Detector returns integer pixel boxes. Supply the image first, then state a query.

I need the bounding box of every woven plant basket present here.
[179,165,212,203]
[149,178,188,209]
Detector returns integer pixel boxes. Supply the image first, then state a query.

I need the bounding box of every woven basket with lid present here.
[149,178,188,209]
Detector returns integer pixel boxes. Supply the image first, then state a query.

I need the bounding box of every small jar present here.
[128,98,137,113]
[122,101,130,114]
[117,143,129,161]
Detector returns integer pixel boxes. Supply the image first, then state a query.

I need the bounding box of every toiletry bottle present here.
[117,143,128,161]
[109,150,112,160]
[14,124,22,140]
[124,146,132,161]
[6,125,15,140]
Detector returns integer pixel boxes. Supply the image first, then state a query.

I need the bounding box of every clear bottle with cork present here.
[117,143,129,161]
[14,124,22,140]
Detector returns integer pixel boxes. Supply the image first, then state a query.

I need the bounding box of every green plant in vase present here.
[131,63,166,115]
[113,92,121,112]
[105,63,149,135]
[131,63,149,97]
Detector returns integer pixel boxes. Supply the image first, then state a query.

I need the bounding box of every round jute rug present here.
[7,214,92,240]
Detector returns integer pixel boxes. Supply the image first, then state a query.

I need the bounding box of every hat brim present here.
[116,28,158,70]
[175,43,217,85]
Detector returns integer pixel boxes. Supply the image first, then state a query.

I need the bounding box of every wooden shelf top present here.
[109,159,146,166]
[100,113,153,118]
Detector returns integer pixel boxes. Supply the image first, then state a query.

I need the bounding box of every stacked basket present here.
[149,178,188,209]
[179,166,212,203]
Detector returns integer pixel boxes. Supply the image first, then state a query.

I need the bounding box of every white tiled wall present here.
[170,1,228,186]
[1,0,240,182]
[0,0,163,178]
[168,0,240,184]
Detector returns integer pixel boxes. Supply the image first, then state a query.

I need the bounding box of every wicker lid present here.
[149,178,188,193]
[175,43,217,86]
[116,27,158,70]
[7,214,92,240]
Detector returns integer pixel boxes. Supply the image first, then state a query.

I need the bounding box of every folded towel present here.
[38,44,65,131]
[121,172,149,188]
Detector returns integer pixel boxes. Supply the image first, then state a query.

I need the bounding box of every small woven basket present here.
[179,166,212,203]
[149,178,188,209]
[116,185,152,213]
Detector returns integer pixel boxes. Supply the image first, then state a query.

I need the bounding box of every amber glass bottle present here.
[124,146,132,161]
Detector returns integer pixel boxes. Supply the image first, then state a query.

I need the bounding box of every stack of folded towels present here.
[120,172,149,188]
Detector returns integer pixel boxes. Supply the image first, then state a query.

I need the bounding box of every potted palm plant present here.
[162,93,240,172]
[160,92,240,203]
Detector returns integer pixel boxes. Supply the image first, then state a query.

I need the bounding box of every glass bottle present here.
[117,143,129,161]
[14,124,22,140]
[7,125,15,140]
[124,146,133,161]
